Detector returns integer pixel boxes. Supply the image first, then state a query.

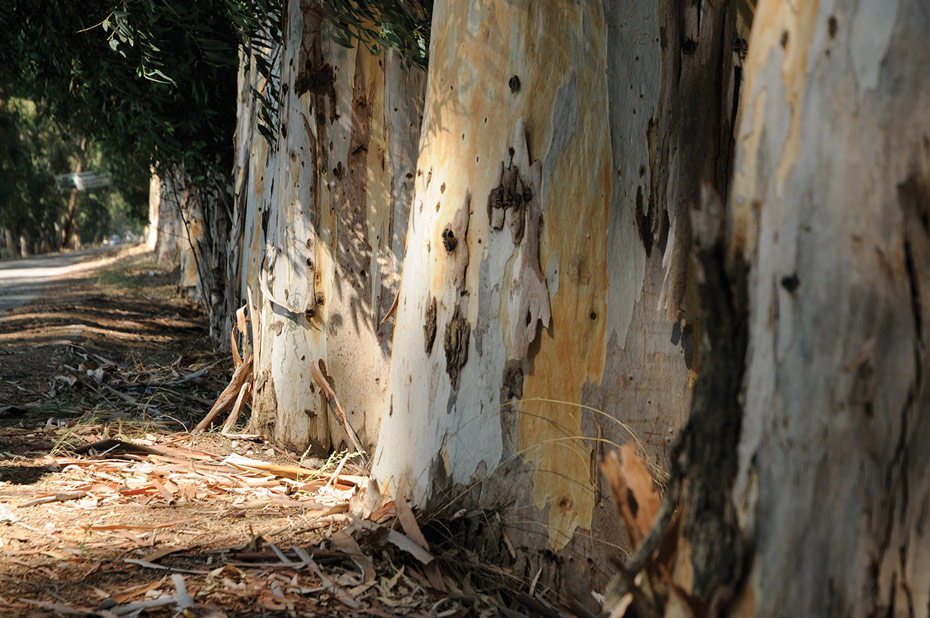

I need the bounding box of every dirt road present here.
[0,247,115,313]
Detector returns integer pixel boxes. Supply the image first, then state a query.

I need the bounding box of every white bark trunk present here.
[235,0,424,454]
[155,169,183,269]
[146,173,160,251]
[372,0,735,590]
[721,0,930,615]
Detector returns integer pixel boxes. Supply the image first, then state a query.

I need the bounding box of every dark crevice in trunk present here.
[670,243,749,608]
[904,240,923,342]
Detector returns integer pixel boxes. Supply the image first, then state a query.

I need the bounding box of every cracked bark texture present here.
[724,0,930,615]
[372,0,737,600]
[231,0,424,454]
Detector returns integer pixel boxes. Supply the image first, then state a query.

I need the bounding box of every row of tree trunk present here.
[145,0,930,613]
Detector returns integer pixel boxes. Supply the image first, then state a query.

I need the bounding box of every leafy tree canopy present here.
[0,0,282,192]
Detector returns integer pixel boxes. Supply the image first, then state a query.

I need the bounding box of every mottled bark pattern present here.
[373,0,737,601]
[232,0,424,453]
[721,1,930,615]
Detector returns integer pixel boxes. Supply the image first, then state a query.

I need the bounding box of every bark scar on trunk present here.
[444,306,470,392]
[489,119,552,359]
[424,297,437,354]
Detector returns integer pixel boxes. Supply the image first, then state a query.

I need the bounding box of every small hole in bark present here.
[440,182,446,194]
[525,311,532,326]
[828,15,838,38]
[436,201,441,212]
[780,30,789,48]
[781,274,800,293]
[509,75,521,93]
[590,311,597,320]
[682,38,698,54]
[626,488,639,516]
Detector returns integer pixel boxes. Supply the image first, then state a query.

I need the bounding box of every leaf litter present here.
[0,250,607,617]
[0,402,556,616]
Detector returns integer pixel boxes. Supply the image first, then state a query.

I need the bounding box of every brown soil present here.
[0,248,546,618]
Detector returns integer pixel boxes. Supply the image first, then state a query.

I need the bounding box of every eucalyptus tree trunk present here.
[146,173,161,251]
[673,1,930,615]
[371,0,739,590]
[178,184,205,302]
[235,0,424,453]
[154,168,183,269]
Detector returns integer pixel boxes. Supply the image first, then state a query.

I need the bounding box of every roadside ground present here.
[0,248,585,617]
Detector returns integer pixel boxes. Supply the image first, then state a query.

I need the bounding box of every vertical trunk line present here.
[670,242,749,610]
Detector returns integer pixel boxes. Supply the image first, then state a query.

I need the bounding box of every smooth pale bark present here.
[154,169,183,269]
[146,174,160,251]
[153,168,216,313]
[178,188,205,302]
[708,0,930,615]
[372,0,736,591]
[234,0,424,454]
[0,228,15,258]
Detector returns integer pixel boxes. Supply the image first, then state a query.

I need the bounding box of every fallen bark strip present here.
[193,355,252,432]
[310,359,366,460]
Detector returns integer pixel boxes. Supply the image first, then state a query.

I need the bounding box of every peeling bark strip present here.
[493,120,551,359]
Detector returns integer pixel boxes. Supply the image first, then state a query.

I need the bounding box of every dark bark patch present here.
[424,297,437,354]
[500,359,524,402]
[626,487,639,517]
[672,248,749,604]
[509,75,521,93]
[670,319,695,369]
[442,227,457,252]
[444,306,470,391]
[781,273,800,293]
[295,61,335,101]
[827,15,838,39]
[634,186,655,256]
[489,163,531,243]
[898,176,930,342]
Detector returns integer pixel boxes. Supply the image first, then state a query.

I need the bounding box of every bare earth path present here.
[0,248,544,617]
[0,247,114,313]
